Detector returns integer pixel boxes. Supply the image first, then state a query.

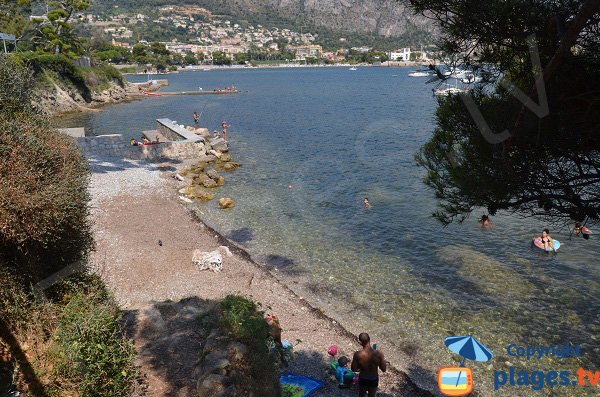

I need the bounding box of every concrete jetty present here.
[147,90,239,96]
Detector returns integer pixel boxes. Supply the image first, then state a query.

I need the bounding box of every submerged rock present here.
[222,162,241,171]
[216,176,225,186]
[187,186,214,201]
[218,198,235,209]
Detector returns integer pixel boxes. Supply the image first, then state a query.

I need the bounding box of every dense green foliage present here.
[0,272,136,397]
[0,54,135,396]
[220,295,279,396]
[411,0,600,225]
[49,276,135,397]
[0,54,93,279]
[221,295,269,343]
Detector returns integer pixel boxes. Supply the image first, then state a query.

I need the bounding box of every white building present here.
[389,48,411,61]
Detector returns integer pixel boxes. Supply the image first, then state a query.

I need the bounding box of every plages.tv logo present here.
[438,335,493,396]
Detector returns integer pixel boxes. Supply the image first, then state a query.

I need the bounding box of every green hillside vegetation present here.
[1,1,126,97]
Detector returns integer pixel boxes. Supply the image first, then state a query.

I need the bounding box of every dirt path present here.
[89,160,433,397]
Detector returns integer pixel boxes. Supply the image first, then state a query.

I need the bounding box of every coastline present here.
[87,155,435,396]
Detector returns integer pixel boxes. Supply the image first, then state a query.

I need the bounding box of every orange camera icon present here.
[438,366,473,396]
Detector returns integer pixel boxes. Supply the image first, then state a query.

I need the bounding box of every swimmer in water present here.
[363,197,371,208]
[479,214,491,227]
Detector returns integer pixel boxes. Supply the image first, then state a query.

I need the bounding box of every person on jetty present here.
[363,198,371,208]
[193,111,200,127]
[535,229,555,251]
[221,120,230,141]
[479,214,492,227]
[351,333,387,396]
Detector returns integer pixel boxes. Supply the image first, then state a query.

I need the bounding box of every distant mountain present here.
[95,0,436,41]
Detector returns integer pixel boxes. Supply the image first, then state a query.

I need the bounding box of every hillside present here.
[92,0,436,48]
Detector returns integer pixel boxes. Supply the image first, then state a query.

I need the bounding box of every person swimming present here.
[535,228,555,251]
[479,214,491,227]
[575,223,591,240]
[363,198,371,208]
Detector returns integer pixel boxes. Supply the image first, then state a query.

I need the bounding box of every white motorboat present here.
[349,66,358,71]
[408,71,429,77]
[434,86,469,96]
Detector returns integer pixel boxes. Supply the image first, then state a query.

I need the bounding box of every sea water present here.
[57,68,600,395]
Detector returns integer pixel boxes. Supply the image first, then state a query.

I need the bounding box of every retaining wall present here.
[75,134,207,160]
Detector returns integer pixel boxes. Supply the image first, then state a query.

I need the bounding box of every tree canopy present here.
[410,0,600,226]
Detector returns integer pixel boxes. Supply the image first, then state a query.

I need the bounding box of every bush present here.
[0,54,92,281]
[0,272,136,397]
[221,295,269,343]
[48,276,135,397]
[221,295,279,396]
[15,52,89,95]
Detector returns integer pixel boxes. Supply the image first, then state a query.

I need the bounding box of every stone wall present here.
[75,134,208,161]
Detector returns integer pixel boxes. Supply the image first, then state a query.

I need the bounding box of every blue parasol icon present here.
[445,335,493,364]
[444,335,493,388]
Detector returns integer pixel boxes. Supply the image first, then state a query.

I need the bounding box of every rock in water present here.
[216,176,225,186]
[222,162,240,171]
[206,168,220,180]
[218,198,235,209]
[192,249,223,272]
[219,153,232,162]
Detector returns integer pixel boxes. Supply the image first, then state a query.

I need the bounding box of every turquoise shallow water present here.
[57,68,599,395]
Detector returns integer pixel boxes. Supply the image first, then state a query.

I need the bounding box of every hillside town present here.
[79,5,429,64]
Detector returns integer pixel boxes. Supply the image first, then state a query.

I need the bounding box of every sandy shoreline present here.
[87,156,434,397]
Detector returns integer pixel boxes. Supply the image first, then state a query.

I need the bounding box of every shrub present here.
[48,276,135,397]
[221,295,279,396]
[221,295,269,343]
[0,54,92,281]
[14,52,89,95]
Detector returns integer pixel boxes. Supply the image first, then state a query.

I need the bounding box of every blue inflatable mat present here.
[280,372,324,397]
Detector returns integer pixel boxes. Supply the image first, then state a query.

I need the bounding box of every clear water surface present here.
[56,68,600,395]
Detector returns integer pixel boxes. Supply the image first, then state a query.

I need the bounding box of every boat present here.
[408,71,429,77]
[349,67,357,71]
[434,87,468,96]
[433,78,469,96]
[143,91,162,96]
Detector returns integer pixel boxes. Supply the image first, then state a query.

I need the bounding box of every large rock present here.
[210,138,229,152]
[194,128,211,138]
[218,198,235,209]
[186,186,214,201]
[219,153,232,162]
[192,249,223,272]
[206,168,220,180]
[216,176,225,186]
[202,179,218,188]
[222,162,241,171]
[228,342,248,362]
[197,374,226,397]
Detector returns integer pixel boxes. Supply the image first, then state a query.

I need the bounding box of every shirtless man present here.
[351,333,387,396]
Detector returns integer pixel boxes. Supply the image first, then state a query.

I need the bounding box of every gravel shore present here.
[88,155,434,397]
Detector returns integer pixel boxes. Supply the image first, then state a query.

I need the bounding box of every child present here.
[331,356,355,388]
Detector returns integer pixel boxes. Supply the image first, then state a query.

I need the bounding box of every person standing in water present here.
[351,333,386,396]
